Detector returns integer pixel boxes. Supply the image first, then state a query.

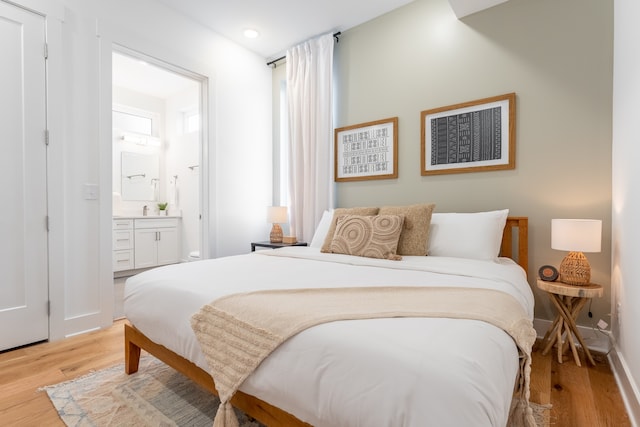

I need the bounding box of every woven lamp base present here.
[270,224,283,243]
[559,251,591,285]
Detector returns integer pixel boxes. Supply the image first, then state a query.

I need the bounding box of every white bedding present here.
[124,247,534,427]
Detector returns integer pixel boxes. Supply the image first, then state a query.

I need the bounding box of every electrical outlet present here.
[83,183,99,200]
[597,319,608,330]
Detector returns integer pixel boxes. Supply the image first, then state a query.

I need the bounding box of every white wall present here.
[13,0,272,339]
[612,0,640,422]
[165,85,201,261]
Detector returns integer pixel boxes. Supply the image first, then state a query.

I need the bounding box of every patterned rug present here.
[44,355,551,427]
[43,356,264,426]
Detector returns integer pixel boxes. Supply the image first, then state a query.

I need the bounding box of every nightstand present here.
[251,241,308,252]
[536,279,603,366]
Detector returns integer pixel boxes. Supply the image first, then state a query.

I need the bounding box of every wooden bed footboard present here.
[124,323,311,427]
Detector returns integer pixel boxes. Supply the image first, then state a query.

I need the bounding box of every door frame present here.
[97,24,216,329]
[111,44,209,265]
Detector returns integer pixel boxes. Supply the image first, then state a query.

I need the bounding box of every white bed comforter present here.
[124,247,534,427]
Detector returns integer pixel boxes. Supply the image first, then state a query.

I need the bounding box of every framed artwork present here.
[334,117,398,182]
[420,93,515,176]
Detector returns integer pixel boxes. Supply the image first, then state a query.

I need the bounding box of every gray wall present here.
[333,0,613,325]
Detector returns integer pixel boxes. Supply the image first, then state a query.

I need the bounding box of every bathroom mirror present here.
[121,151,159,201]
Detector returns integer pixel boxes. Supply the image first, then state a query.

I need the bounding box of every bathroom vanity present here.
[113,216,180,273]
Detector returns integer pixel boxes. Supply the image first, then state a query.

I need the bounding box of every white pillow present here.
[427,209,509,260]
[309,210,334,248]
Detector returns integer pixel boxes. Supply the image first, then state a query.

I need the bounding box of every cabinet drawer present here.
[113,219,133,230]
[113,249,134,272]
[134,218,179,229]
[113,230,133,250]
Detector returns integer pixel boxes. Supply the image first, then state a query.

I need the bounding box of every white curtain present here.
[286,33,335,242]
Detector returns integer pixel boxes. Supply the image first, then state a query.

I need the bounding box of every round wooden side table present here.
[536,279,603,367]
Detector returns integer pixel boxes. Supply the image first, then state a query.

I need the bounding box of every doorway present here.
[111,48,206,318]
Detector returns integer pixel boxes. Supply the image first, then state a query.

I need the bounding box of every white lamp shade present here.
[551,219,602,253]
[267,206,288,224]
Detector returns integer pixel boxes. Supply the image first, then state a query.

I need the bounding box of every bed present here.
[124,209,533,427]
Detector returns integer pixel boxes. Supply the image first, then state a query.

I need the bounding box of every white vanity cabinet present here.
[113,219,134,271]
[133,218,179,269]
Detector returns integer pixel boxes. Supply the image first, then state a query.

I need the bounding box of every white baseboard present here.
[608,348,640,427]
[533,318,611,353]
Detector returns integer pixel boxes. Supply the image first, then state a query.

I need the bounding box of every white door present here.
[0,2,48,351]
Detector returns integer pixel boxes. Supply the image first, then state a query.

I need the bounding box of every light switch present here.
[83,183,99,200]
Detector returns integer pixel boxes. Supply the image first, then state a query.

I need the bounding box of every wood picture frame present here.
[334,117,398,182]
[420,93,515,176]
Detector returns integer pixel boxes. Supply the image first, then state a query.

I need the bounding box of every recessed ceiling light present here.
[243,28,259,39]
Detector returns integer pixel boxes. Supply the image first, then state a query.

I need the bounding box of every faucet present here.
[143,205,148,216]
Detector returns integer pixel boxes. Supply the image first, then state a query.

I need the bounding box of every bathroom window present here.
[113,104,160,137]
[113,110,153,135]
[183,109,200,133]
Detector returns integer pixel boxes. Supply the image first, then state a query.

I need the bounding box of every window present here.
[183,109,200,133]
[278,80,289,207]
[113,110,153,135]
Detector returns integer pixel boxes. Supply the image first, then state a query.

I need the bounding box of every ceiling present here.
[114,0,508,99]
[153,0,417,61]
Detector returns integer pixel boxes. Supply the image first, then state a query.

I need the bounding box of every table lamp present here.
[551,219,602,285]
[267,206,288,243]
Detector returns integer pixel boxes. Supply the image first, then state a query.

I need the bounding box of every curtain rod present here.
[266,32,341,68]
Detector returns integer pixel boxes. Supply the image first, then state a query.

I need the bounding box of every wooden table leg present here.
[564,317,581,367]
[556,316,563,363]
[557,297,596,366]
[540,314,561,354]
[541,314,562,356]
[548,294,576,364]
[548,294,596,366]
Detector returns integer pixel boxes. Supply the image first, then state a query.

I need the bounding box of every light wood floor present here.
[0,319,632,426]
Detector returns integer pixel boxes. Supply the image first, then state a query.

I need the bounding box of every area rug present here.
[43,355,551,427]
[43,356,264,426]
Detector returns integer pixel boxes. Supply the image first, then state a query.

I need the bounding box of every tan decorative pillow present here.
[378,203,436,256]
[321,207,379,253]
[329,214,405,260]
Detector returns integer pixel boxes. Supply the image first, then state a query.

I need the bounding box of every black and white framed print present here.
[420,93,515,176]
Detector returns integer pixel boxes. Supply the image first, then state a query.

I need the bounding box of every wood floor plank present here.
[531,344,552,405]
[589,352,632,426]
[0,393,65,427]
[532,341,631,427]
[0,320,632,426]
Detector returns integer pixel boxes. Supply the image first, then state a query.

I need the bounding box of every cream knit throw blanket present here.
[190,286,538,427]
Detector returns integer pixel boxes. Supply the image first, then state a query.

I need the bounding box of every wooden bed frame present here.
[124,216,529,426]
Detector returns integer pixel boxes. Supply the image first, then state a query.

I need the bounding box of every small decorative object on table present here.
[538,265,558,281]
[157,202,168,216]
